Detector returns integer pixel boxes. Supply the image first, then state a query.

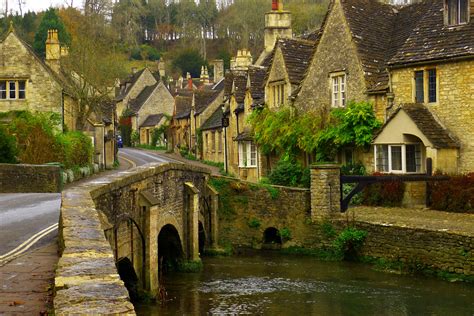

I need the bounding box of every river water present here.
[135,252,474,315]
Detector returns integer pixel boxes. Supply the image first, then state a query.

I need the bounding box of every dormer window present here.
[446,0,469,25]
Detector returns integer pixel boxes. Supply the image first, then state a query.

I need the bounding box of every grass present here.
[136,144,167,151]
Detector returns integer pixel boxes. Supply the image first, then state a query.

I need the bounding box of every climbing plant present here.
[316,101,382,161]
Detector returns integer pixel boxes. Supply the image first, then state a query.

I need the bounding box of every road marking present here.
[0,223,58,265]
[119,154,137,168]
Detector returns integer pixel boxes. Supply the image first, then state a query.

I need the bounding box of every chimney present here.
[264,0,292,53]
[158,58,166,78]
[212,59,224,83]
[45,29,61,73]
[187,74,193,90]
[231,49,253,71]
[200,66,205,82]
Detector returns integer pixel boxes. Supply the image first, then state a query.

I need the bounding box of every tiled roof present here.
[234,130,253,141]
[247,66,267,103]
[233,73,247,104]
[116,68,147,100]
[389,0,474,65]
[278,38,317,86]
[340,0,474,91]
[378,104,459,148]
[194,90,221,115]
[140,114,164,128]
[175,95,192,119]
[129,83,158,114]
[223,72,234,98]
[201,107,223,131]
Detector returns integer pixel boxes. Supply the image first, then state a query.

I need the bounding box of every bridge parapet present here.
[55,163,215,315]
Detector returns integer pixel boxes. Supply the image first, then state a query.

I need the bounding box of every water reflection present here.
[135,252,474,315]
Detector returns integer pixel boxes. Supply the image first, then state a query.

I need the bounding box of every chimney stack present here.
[45,29,61,73]
[212,59,224,83]
[231,49,253,71]
[263,0,292,53]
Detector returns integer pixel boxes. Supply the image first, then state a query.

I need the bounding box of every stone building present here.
[0,25,116,169]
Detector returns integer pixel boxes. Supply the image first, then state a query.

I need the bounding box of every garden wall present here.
[0,163,61,193]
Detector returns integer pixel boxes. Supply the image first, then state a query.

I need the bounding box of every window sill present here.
[238,166,257,169]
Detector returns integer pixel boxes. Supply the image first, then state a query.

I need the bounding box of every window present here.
[446,0,469,25]
[0,80,26,100]
[271,83,285,107]
[428,69,436,103]
[414,69,437,103]
[218,131,223,152]
[212,132,216,152]
[414,71,424,103]
[375,144,423,173]
[344,148,353,165]
[238,141,257,167]
[205,134,209,153]
[331,74,346,107]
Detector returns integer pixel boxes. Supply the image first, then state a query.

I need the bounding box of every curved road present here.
[0,148,179,260]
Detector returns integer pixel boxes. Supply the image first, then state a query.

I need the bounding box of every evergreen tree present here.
[33,8,71,57]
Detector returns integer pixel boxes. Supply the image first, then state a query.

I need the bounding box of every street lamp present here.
[221,104,229,174]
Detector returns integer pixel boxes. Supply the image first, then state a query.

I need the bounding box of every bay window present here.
[375,144,422,173]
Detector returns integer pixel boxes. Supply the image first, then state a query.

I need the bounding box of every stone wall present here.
[56,163,215,313]
[214,175,474,277]
[0,163,61,193]
[391,60,474,173]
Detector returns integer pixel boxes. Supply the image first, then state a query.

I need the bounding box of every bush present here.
[0,125,17,163]
[333,228,367,260]
[268,159,308,187]
[430,173,474,213]
[130,44,160,61]
[58,131,93,169]
[362,173,405,207]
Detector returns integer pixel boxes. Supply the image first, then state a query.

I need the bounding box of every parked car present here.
[117,135,123,148]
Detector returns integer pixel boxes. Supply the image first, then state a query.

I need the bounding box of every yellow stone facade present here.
[390,59,474,173]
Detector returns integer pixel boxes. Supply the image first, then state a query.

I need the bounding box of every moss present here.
[281,246,339,261]
[203,244,233,256]
[264,185,280,199]
[177,260,203,273]
[247,217,261,229]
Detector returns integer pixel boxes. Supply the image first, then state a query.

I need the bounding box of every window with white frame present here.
[0,80,26,100]
[331,73,346,107]
[238,141,257,167]
[375,144,423,173]
[446,0,469,25]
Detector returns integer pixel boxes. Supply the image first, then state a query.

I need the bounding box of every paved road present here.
[0,193,61,255]
[118,147,183,166]
[0,147,180,258]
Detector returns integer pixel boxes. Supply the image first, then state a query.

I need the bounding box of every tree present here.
[61,14,126,130]
[172,49,206,78]
[33,8,71,57]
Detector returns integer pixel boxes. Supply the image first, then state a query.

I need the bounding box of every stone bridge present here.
[55,163,218,315]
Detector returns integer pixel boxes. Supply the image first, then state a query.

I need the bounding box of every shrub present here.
[0,125,17,163]
[131,44,160,61]
[333,228,367,260]
[58,131,93,169]
[362,173,405,207]
[268,159,306,187]
[430,173,474,213]
[279,227,292,240]
[248,218,261,229]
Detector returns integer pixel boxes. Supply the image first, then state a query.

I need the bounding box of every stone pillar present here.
[310,164,341,220]
[144,205,158,296]
[207,184,219,249]
[185,182,200,261]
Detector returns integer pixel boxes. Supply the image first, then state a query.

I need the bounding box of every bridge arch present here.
[158,224,184,273]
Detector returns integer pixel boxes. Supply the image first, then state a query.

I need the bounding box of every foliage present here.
[281,246,339,260]
[137,144,167,151]
[248,106,321,159]
[33,8,71,57]
[264,185,280,199]
[247,218,261,229]
[316,101,382,162]
[0,125,18,163]
[268,159,309,188]
[172,49,206,77]
[362,173,405,207]
[131,131,140,146]
[333,228,368,260]
[7,111,92,168]
[429,173,474,213]
[341,162,366,176]
[130,44,160,61]
[320,221,337,238]
[58,131,94,169]
[278,227,292,240]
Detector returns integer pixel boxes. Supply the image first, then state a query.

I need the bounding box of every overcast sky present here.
[2,0,81,14]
